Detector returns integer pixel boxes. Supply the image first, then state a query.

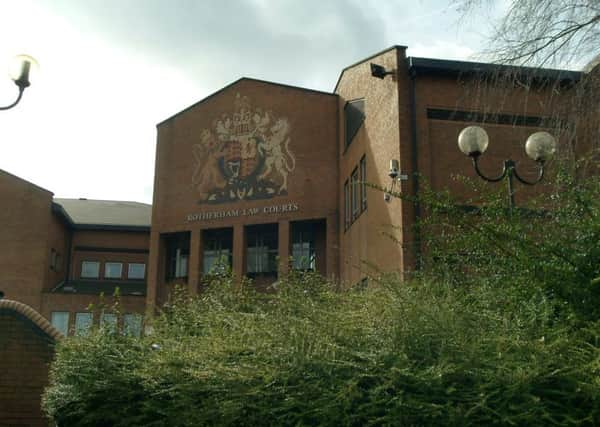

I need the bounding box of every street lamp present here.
[1,54,38,111]
[457,125,557,208]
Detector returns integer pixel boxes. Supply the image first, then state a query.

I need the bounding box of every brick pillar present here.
[146,231,161,317]
[188,229,202,295]
[233,224,245,282]
[278,220,290,275]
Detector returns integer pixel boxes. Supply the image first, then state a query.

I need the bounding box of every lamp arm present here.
[512,161,545,185]
[471,155,507,182]
[0,87,25,111]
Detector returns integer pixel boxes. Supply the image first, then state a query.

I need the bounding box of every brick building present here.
[0,45,586,323]
[145,45,582,310]
[0,169,150,336]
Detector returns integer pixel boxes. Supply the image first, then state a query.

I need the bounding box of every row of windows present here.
[81,261,146,280]
[50,311,143,337]
[344,155,367,229]
[164,222,320,279]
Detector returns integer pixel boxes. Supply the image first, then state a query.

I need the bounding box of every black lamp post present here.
[0,55,37,111]
[458,126,557,208]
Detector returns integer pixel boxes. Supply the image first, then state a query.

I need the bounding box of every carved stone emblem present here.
[192,93,296,204]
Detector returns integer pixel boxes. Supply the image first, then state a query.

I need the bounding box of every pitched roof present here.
[0,299,63,340]
[53,198,151,230]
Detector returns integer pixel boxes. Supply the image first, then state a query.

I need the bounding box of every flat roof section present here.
[53,198,151,229]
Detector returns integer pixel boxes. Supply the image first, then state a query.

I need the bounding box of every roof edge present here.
[333,45,408,93]
[407,56,582,82]
[0,168,54,195]
[157,77,337,127]
[72,224,151,232]
[0,299,63,340]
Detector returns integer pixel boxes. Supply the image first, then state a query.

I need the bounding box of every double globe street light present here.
[0,54,38,111]
[458,126,557,208]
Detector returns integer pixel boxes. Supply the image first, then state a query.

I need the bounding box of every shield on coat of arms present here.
[220,135,263,181]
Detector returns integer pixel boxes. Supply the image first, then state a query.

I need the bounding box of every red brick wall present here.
[0,311,55,426]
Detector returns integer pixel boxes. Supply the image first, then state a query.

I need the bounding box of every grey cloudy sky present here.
[0,0,504,203]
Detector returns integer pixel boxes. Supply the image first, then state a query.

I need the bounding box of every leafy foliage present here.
[44,268,600,426]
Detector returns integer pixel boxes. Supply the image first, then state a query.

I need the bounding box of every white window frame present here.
[51,311,69,336]
[81,261,100,279]
[127,263,146,280]
[104,262,123,279]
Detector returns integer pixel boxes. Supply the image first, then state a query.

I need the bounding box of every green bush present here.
[419,171,600,321]
[43,271,600,426]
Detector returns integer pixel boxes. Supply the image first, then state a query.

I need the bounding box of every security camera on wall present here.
[389,159,399,179]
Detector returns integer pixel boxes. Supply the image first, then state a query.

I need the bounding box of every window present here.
[100,313,117,333]
[344,179,350,230]
[360,155,367,211]
[75,312,93,336]
[344,99,365,149]
[81,261,100,279]
[128,263,146,280]
[351,167,359,220]
[203,228,233,274]
[246,224,278,275]
[165,232,190,280]
[104,262,123,279]
[50,249,57,270]
[123,314,143,337]
[292,224,316,271]
[51,311,69,336]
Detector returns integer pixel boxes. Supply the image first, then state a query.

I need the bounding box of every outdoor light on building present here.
[457,125,557,208]
[385,159,408,202]
[370,63,394,79]
[1,54,38,111]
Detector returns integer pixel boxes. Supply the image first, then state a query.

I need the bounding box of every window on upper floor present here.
[351,167,359,220]
[360,155,367,212]
[344,179,350,230]
[81,261,100,279]
[104,262,123,279]
[344,99,365,149]
[128,263,146,280]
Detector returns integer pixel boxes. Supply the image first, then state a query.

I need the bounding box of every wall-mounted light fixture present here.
[458,125,556,208]
[1,54,38,111]
[370,63,394,79]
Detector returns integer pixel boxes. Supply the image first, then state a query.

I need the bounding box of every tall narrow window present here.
[360,155,367,211]
[344,99,365,149]
[165,232,190,280]
[351,167,359,220]
[51,311,69,336]
[246,224,278,276]
[344,179,350,229]
[203,228,233,274]
[291,224,316,271]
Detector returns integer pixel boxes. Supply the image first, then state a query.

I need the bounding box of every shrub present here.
[43,271,600,426]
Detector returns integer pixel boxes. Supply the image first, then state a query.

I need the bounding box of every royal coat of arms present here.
[192,93,296,204]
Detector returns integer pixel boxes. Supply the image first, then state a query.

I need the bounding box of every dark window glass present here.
[345,99,365,148]
[165,232,190,280]
[351,167,359,220]
[203,228,233,274]
[291,224,316,271]
[246,224,278,275]
[344,179,350,229]
[360,155,367,211]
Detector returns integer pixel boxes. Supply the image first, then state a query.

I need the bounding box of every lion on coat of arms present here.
[192,93,296,204]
